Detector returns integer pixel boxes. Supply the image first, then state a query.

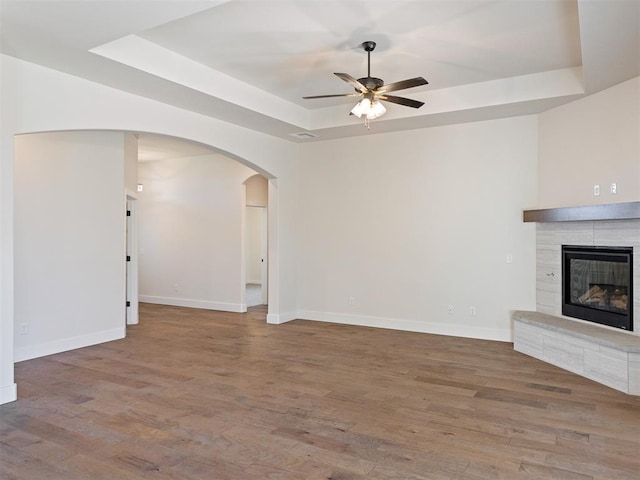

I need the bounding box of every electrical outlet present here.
[348,297,356,306]
[469,306,477,316]
[506,254,513,264]
[611,183,617,194]
[447,305,454,314]
[174,283,180,292]
[594,184,600,196]
[19,323,28,335]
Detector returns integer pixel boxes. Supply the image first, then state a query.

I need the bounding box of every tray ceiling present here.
[1,0,638,142]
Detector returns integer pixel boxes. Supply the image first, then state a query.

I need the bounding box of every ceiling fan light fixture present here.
[350,97,386,126]
[350,97,371,118]
[366,100,386,119]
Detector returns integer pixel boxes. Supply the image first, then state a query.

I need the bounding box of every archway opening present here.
[13,130,279,366]
[136,133,275,316]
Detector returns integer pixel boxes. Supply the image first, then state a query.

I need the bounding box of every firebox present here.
[562,245,633,331]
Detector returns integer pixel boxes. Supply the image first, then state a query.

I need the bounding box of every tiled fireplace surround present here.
[513,215,640,395]
[535,219,640,320]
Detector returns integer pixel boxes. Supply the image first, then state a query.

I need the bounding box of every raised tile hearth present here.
[513,310,640,395]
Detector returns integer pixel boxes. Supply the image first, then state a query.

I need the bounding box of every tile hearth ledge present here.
[512,311,640,395]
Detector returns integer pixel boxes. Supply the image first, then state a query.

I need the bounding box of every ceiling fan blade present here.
[377,77,428,94]
[379,95,425,109]
[303,93,360,99]
[334,72,368,93]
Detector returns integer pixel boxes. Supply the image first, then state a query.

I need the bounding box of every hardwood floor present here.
[1,303,639,479]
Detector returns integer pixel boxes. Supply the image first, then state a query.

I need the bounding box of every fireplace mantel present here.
[523,201,640,223]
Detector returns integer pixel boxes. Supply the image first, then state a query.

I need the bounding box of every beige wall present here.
[296,116,538,341]
[14,131,127,361]
[124,133,139,193]
[537,77,640,208]
[245,175,268,284]
[246,174,268,207]
[245,206,264,284]
[137,154,256,311]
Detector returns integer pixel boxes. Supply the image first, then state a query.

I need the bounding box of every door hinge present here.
[126,255,131,262]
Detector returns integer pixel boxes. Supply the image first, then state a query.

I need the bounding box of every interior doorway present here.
[244,174,269,307]
[245,205,267,306]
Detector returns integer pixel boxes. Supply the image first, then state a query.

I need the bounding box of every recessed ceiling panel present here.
[139,0,582,107]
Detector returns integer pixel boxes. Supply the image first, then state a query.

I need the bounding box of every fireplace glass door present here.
[562,245,633,331]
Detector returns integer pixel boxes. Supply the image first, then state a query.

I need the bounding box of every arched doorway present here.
[135,134,274,315]
[12,130,279,366]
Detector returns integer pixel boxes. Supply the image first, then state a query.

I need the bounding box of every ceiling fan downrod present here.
[358,41,383,91]
[362,41,376,78]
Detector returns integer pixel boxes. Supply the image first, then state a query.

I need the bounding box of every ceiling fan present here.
[303,41,428,123]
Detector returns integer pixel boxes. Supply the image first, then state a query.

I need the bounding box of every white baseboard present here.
[267,311,297,325]
[0,382,17,405]
[14,326,126,363]
[297,310,512,342]
[139,295,245,313]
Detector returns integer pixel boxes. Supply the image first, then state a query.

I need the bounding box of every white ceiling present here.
[1,0,638,145]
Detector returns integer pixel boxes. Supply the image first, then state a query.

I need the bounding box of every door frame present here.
[125,193,139,325]
[260,206,268,304]
[244,204,268,307]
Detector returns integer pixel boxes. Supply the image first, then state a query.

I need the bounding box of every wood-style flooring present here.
[1,303,639,479]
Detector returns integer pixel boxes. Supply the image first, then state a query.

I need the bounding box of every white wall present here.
[137,154,256,311]
[1,54,299,404]
[14,131,127,361]
[538,76,640,208]
[296,116,539,341]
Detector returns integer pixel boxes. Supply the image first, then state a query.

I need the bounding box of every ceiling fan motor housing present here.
[362,41,376,52]
[357,77,384,91]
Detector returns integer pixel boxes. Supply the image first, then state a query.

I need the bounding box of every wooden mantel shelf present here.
[523,201,640,223]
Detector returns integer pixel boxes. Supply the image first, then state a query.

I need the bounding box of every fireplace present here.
[562,245,633,331]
